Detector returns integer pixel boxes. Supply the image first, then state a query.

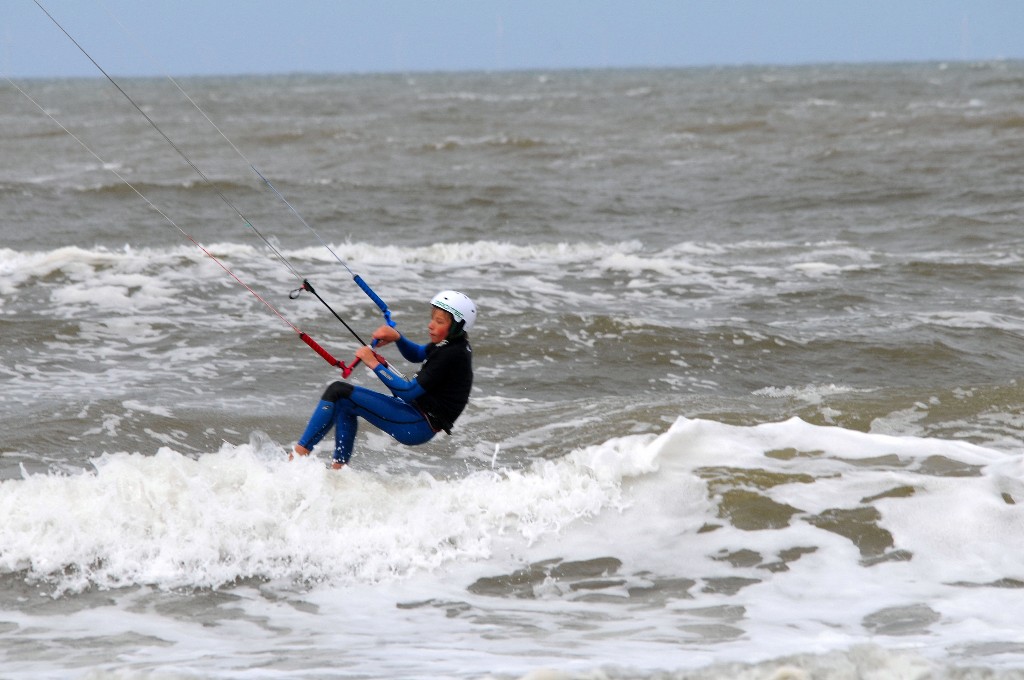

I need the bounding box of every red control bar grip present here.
[299,332,355,378]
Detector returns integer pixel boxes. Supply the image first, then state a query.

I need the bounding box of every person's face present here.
[428,307,453,344]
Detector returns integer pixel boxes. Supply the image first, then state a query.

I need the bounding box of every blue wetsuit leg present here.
[298,382,436,465]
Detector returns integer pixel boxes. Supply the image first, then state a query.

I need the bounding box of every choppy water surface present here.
[1,62,1023,679]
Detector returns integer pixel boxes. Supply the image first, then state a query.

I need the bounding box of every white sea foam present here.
[0,429,659,593]
[3,416,1022,666]
[753,383,859,402]
[914,310,1024,332]
[2,343,1023,677]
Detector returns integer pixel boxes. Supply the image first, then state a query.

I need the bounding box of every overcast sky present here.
[4,0,1023,79]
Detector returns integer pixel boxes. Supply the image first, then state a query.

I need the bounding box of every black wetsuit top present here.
[413,335,473,432]
[374,334,473,433]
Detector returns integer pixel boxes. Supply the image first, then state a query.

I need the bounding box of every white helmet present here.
[431,290,477,335]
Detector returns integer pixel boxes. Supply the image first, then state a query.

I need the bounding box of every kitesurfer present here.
[291,290,476,469]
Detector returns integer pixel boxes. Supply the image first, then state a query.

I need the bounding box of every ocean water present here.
[1,61,1024,679]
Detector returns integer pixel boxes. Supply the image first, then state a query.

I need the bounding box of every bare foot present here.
[288,445,311,461]
[331,461,345,470]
